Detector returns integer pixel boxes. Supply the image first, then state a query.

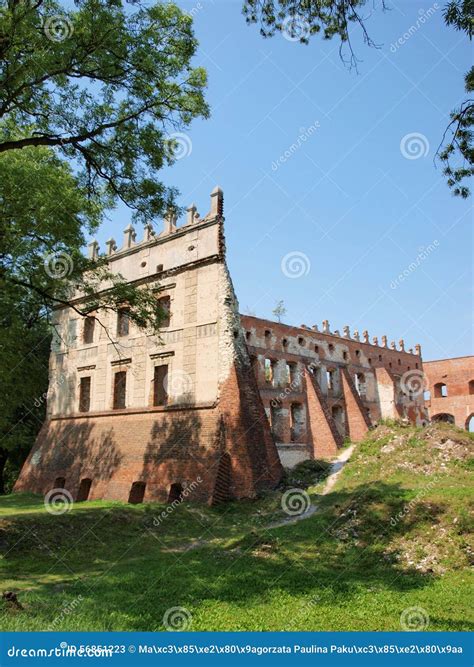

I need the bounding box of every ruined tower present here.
[15,188,283,504]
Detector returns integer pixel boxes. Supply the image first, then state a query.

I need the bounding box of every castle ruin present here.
[14,187,471,504]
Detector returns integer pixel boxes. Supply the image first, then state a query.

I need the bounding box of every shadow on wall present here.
[139,409,222,503]
[16,420,124,499]
[143,409,204,465]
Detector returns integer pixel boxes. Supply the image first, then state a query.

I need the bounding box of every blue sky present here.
[94,0,473,362]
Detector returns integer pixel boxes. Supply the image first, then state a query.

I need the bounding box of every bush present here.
[282,459,332,489]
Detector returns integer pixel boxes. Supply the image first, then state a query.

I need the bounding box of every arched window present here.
[434,382,448,398]
[466,414,474,432]
[431,413,455,425]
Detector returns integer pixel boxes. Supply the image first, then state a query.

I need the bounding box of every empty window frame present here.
[113,371,127,409]
[355,373,366,398]
[153,365,168,406]
[79,376,91,413]
[327,369,335,391]
[264,358,276,385]
[83,316,95,344]
[434,382,448,398]
[157,296,171,328]
[117,309,130,337]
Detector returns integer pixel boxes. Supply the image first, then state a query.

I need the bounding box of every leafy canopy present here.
[0,0,209,221]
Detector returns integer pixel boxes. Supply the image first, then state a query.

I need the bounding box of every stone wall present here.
[15,188,282,504]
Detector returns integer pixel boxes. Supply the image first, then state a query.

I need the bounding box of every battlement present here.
[87,186,224,262]
[16,185,441,506]
[81,187,225,289]
[242,315,422,359]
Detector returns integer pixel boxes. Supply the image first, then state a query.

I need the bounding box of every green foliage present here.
[0,1,209,489]
[0,283,50,492]
[272,299,286,322]
[0,424,472,630]
[243,0,382,66]
[282,458,333,488]
[0,0,209,221]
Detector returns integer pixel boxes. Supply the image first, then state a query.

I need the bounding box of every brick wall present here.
[424,356,474,430]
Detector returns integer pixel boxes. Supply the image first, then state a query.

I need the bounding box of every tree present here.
[243,0,473,196]
[272,299,287,322]
[0,0,208,221]
[0,287,50,494]
[0,0,209,491]
[437,1,473,198]
[243,0,384,66]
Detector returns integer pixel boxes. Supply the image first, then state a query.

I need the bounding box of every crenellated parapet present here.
[297,319,421,355]
[87,186,225,260]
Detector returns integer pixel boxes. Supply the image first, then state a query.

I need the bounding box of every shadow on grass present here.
[0,481,472,631]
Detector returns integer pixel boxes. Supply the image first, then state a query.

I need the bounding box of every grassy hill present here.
[0,421,473,631]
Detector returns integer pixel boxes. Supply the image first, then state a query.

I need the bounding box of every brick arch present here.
[431,413,455,425]
[465,413,474,432]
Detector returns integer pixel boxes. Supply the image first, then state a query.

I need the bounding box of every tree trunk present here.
[0,448,8,495]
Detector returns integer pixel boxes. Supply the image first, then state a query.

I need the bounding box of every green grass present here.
[0,422,473,631]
